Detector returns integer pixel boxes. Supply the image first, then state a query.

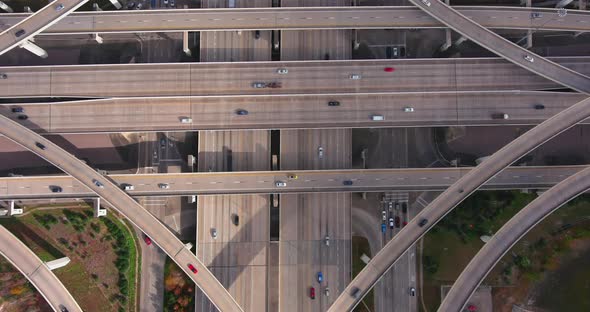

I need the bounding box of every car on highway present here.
[524,55,534,63]
[180,117,192,123]
[187,264,198,274]
[371,115,384,121]
[127,2,135,8]
[389,217,394,229]
[409,287,416,296]
[275,181,287,187]
[59,305,69,312]
[395,216,401,228]
[384,67,395,72]
[255,30,261,39]
[136,3,143,9]
[17,115,28,120]
[55,3,65,11]
[325,287,330,297]
[325,235,330,246]
[0,73,7,79]
[382,210,387,221]
[402,221,408,227]
[158,183,170,189]
[318,146,324,159]
[288,174,298,180]
[402,202,408,213]
[343,180,353,186]
[381,223,386,233]
[35,142,46,150]
[144,235,152,245]
[11,107,23,113]
[160,138,166,148]
[252,82,266,88]
[418,218,428,227]
[534,104,545,110]
[404,107,415,113]
[310,287,316,299]
[122,184,134,191]
[15,29,26,37]
[50,186,62,193]
[530,12,543,19]
[421,0,431,6]
[211,228,218,239]
[93,179,104,188]
[351,287,361,299]
[328,101,340,107]
[395,202,400,211]
[232,214,240,226]
[235,109,249,116]
[276,68,288,74]
[163,0,169,5]
[388,201,393,212]
[492,113,509,120]
[349,74,362,80]
[317,272,323,283]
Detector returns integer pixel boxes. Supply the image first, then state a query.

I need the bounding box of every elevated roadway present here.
[439,165,590,311]
[0,115,243,311]
[1,57,590,98]
[0,0,88,55]
[1,7,590,34]
[0,166,584,199]
[408,0,590,94]
[1,91,587,133]
[0,225,82,312]
[328,96,590,311]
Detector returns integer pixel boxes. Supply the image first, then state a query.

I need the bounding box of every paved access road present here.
[2,91,586,133]
[2,7,590,34]
[0,165,583,199]
[409,0,590,94]
[0,115,243,312]
[0,226,82,312]
[2,57,589,98]
[328,97,590,312]
[439,165,590,312]
[0,0,87,55]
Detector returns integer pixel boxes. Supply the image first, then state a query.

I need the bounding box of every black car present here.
[402,202,408,213]
[11,107,23,113]
[0,73,7,79]
[235,109,249,116]
[231,214,240,226]
[50,186,63,193]
[35,142,46,150]
[15,29,26,37]
[343,180,353,186]
[254,30,261,39]
[534,104,545,110]
[324,53,330,60]
[418,218,428,227]
[328,101,340,107]
[17,115,28,120]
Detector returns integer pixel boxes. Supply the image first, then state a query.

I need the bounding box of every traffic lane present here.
[0,0,88,55]
[0,226,82,311]
[3,91,587,133]
[439,165,590,311]
[0,115,243,312]
[4,58,589,98]
[0,165,583,199]
[410,0,590,93]
[327,96,590,312]
[2,7,590,34]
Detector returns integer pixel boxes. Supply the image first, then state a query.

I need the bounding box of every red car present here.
[188,264,198,274]
[384,67,395,72]
[310,287,316,299]
[402,221,408,227]
[143,235,152,245]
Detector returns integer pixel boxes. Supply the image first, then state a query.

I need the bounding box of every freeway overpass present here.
[0,166,584,199]
[1,6,590,34]
[0,226,82,312]
[1,57,590,98]
[1,91,587,134]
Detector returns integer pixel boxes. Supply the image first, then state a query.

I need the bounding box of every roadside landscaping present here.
[0,257,52,312]
[163,258,195,312]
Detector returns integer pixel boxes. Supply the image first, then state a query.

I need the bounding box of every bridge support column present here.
[440,29,453,51]
[93,198,107,217]
[93,3,102,10]
[94,33,103,44]
[183,31,191,56]
[454,36,468,46]
[24,6,33,12]
[109,0,122,9]
[556,0,574,7]
[46,257,71,270]
[9,201,23,216]
[20,40,48,58]
[0,1,13,12]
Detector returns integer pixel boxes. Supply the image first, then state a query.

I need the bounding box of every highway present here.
[408,0,590,94]
[0,165,584,199]
[0,116,243,311]
[0,0,88,55]
[0,225,82,312]
[438,165,590,312]
[1,91,587,133]
[328,96,590,312]
[2,57,590,98]
[2,7,590,34]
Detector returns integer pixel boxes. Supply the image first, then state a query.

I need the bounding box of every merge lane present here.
[1,7,590,34]
[0,115,243,312]
[439,166,590,311]
[0,226,82,311]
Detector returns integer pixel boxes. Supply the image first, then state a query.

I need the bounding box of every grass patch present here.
[352,236,374,312]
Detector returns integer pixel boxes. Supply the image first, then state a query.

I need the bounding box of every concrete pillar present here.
[94,33,103,44]
[9,200,23,216]
[454,36,468,46]
[93,3,102,10]
[0,1,13,13]
[183,31,191,56]
[20,41,48,59]
[24,6,33,12]
[109,0,122,9]
[46,257,71,270]
[556,0,574,7]
[440,29,453,51]
[93,198,107,217]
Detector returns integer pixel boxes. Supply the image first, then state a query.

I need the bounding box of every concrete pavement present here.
[439,165,590,312]
[0,225,82,312]
[328,96,590,312]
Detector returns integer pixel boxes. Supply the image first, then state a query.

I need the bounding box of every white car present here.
[252,82,266,88]
[276,68,288,74]
[180,117,192,123]
[382,210,387,221]
[349,74,362,80]
[55,3,65,11]
[524,55,534,63]
[318,147,324,159]
[275,181,287,187]
[93,179,104,188]
[122,184,134,191]
[403,107,415,113]
[421,0,431,6]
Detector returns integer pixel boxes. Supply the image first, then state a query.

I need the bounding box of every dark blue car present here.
[381,223,386,233]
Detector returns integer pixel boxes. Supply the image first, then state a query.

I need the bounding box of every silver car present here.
[275,181,287,187]
[276,68,288,74]
[318,147,324,159]
[252,82,266,88]
[349,74,362,80]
